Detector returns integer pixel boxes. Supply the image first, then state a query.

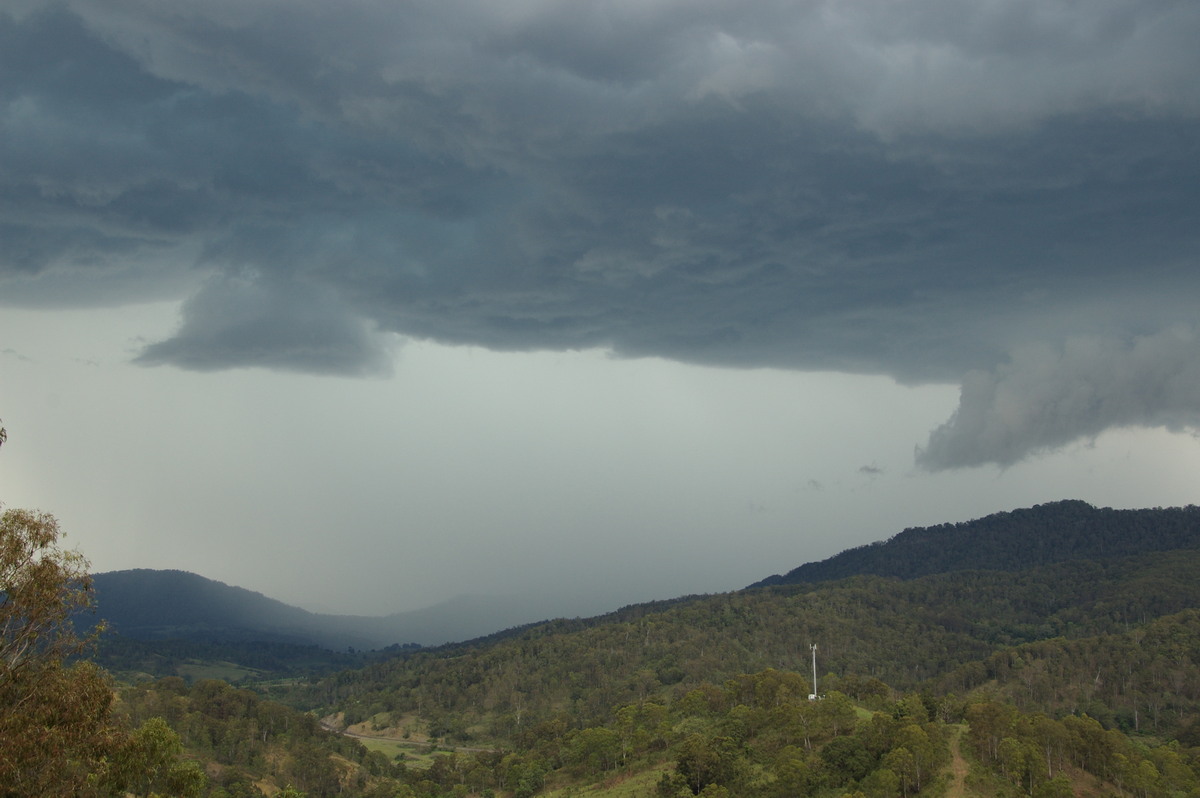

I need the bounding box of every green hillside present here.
[234,501,1200,797]
[26,499,1200,797]
[751,500,1200,587]
[932,608,1200,741]
[297,551,1200,736]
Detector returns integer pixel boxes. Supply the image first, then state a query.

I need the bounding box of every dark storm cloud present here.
[3,1,1200,465]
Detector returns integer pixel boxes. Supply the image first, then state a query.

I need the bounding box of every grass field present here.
[353,736,441,767]
[542,766,671,798]
[174,660,267,683]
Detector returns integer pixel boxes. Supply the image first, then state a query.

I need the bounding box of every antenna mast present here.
[809,643,818,700]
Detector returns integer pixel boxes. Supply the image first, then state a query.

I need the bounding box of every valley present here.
[50,500,1200,796]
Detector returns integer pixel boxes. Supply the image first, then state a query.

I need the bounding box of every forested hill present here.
[751,500,1200,588]
[303,549,1200,733]
[86,569,376,649]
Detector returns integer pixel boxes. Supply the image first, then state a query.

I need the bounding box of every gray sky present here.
[2,0,1200,618]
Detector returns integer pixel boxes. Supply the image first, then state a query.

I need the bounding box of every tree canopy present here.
[0,503,118,794]
[0,423,202,796]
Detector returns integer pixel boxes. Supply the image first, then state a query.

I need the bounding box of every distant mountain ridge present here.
[86,569,577,649]
[89,501,1200,651]
[86,569,364,648]
[750,499,1200,588]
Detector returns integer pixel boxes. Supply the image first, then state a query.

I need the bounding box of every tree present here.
[673,734,747,795]
[772,745,817,797]
[820,735,873,785]
[1,505,96,670]
[0,504,121,795]
[97,717,206,797]
[882,746,917,797]
[0,425,201,796]
[568,726,620,776]
[859,765,901,798]
[894,724,939,793]
[1033,774,1074,798]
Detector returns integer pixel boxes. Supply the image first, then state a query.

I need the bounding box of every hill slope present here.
[280,543,1200,797]
[750,499,1200,587]
[299,549,1200,736]
[110,500,1200,798]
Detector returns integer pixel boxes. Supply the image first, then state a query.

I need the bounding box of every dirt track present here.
[946,725,969,798]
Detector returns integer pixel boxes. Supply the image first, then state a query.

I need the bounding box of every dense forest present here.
[752,501,1200,587]
[114,661,1200,798]
[7,481,1200,796]
[295,550,1200,739]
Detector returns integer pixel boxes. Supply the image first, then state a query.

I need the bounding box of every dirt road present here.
[946,724,969,798]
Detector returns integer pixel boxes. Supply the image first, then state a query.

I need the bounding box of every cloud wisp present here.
[2,1,1199,465]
